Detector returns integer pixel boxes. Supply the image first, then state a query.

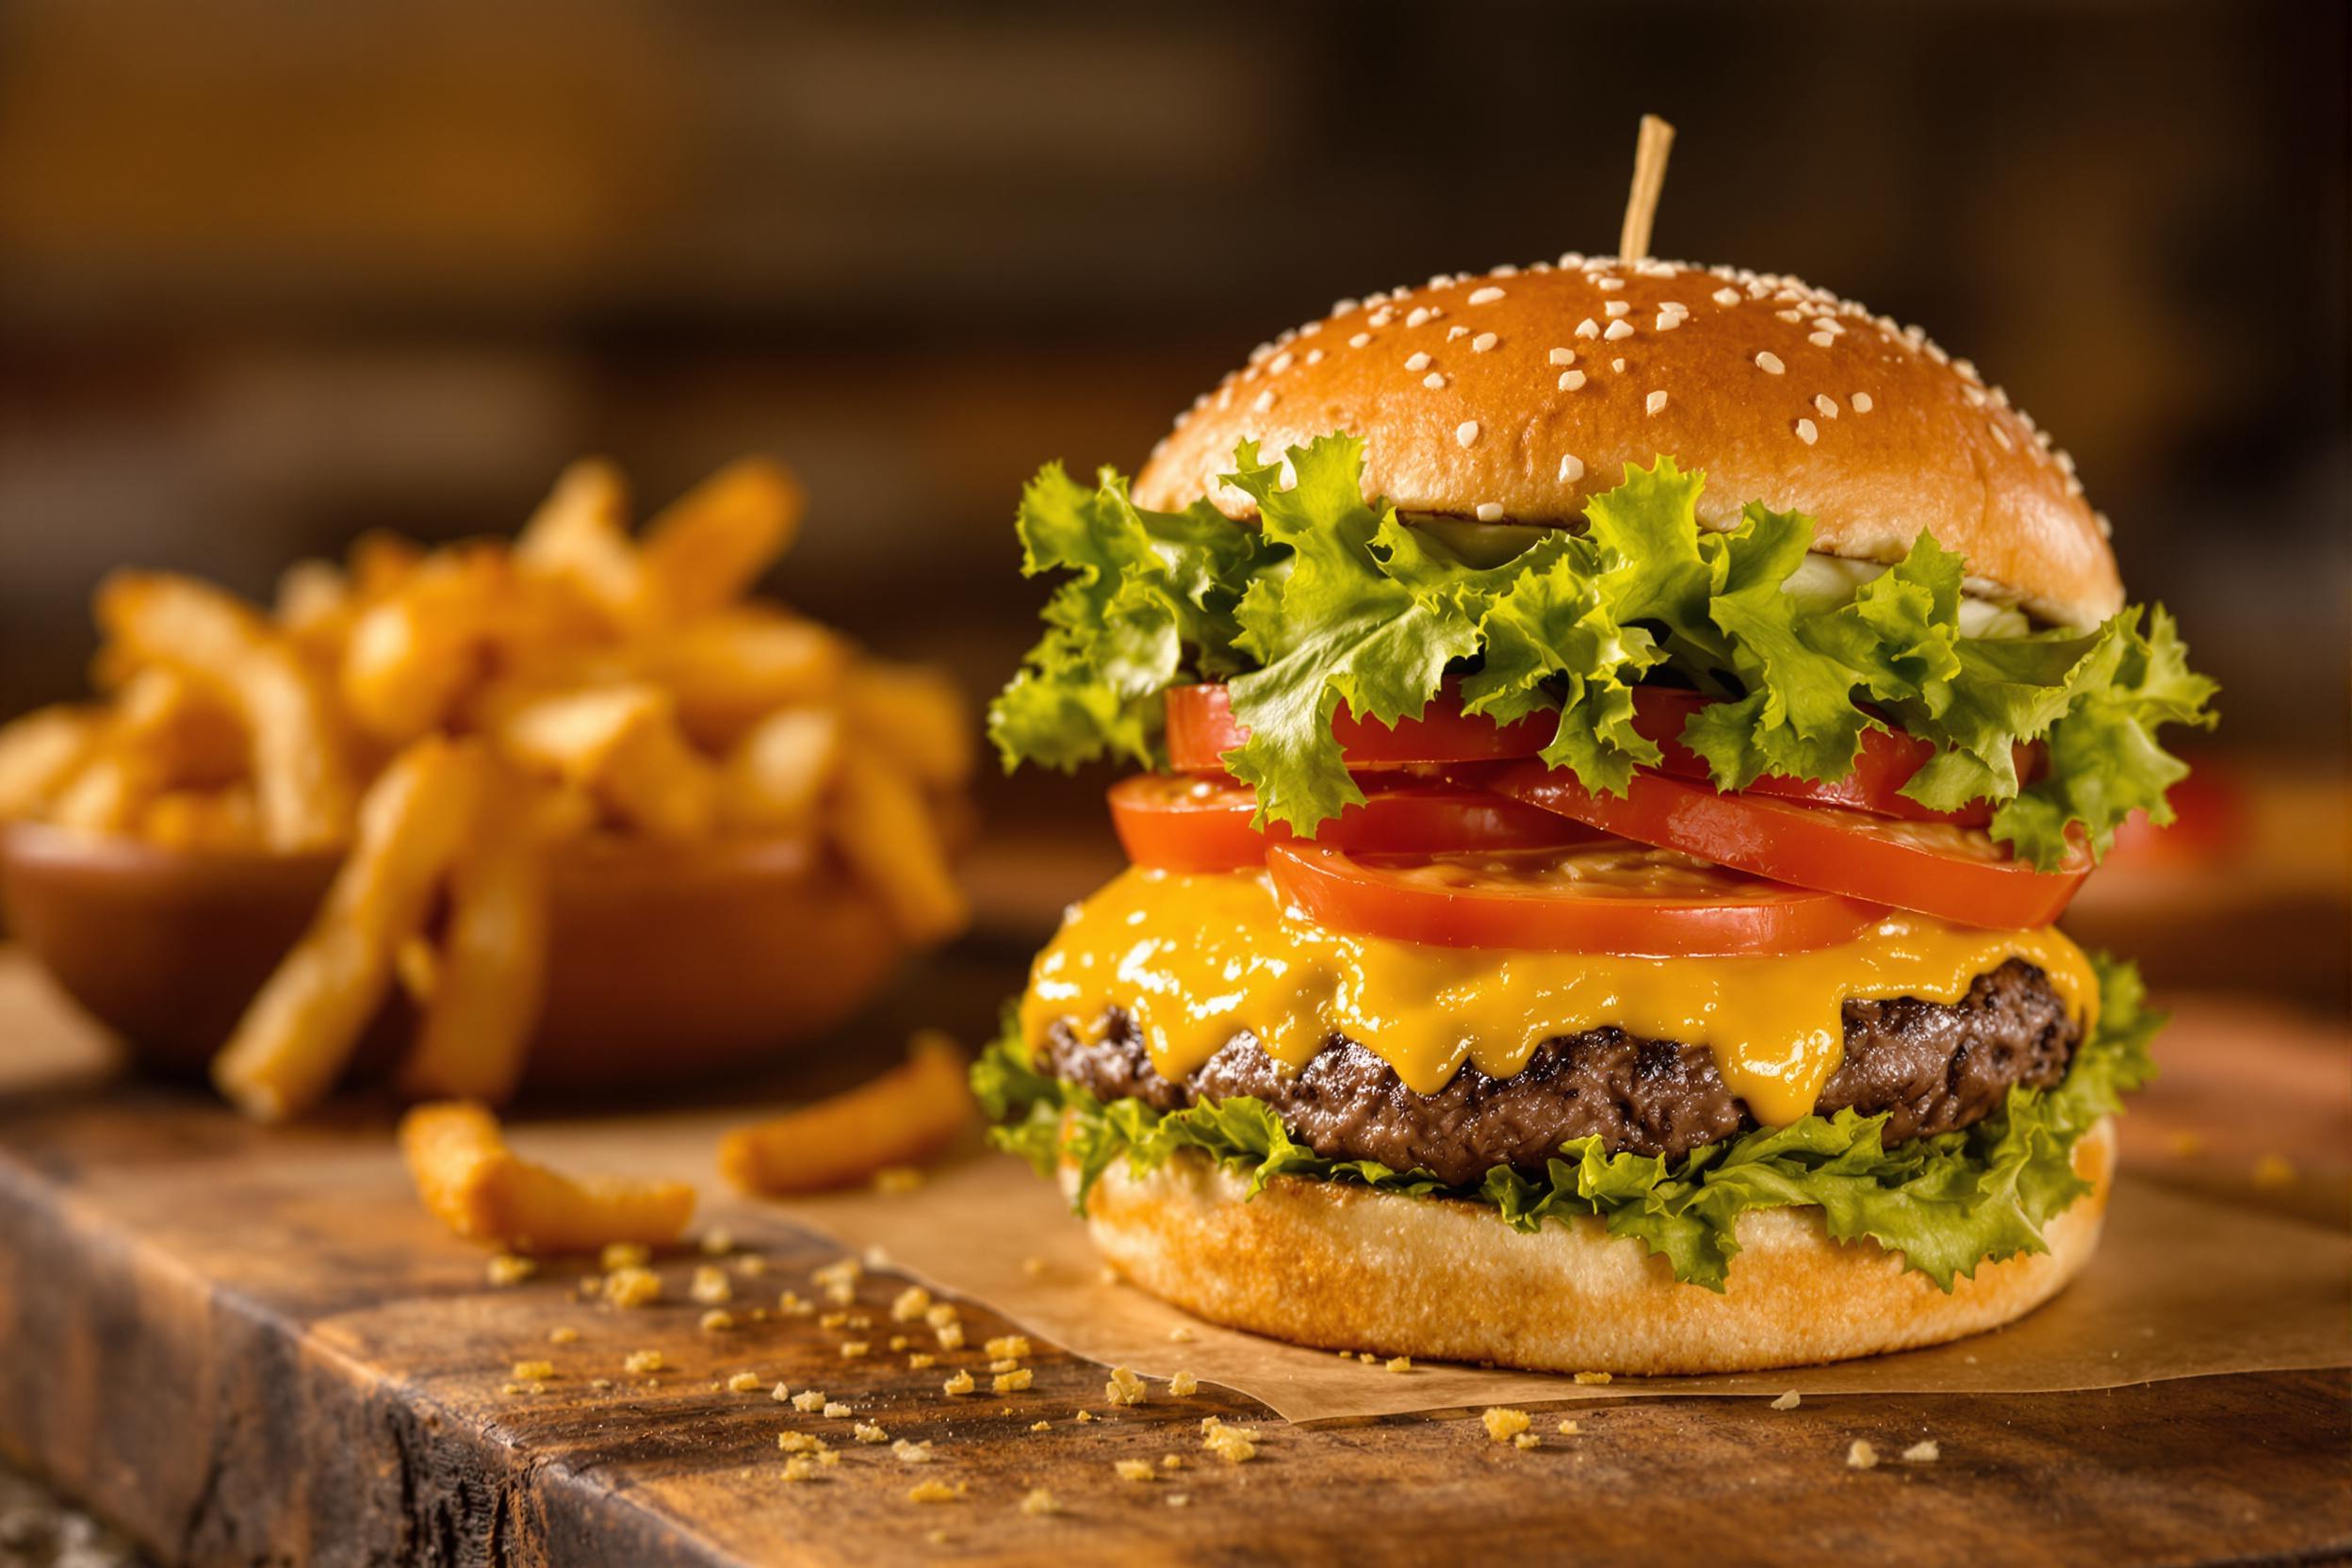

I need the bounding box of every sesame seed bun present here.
[1069,1116,2114,1375]
[1135,259,2123,630]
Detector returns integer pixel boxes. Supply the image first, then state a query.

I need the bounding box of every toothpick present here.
[1619,114,1676,263]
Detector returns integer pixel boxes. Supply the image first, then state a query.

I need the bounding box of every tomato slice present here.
[1107,772,1592,873]
[1266,840,1886,956]
[1477,762,2090,930]
[1166,681,1551,773]
[1627,688,2034,826]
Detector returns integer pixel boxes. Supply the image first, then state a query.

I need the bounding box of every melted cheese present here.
[1020,867,2096,1126]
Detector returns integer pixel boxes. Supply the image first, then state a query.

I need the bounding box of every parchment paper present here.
[749,1150,2350,1424]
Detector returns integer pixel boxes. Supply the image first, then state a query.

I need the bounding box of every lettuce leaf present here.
[988,435,2216,863]
[975,953,2159,1294]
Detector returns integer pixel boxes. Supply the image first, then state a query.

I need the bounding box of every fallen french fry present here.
[514,458,638,624]
[96,572,355,850]
[634,456,802,627]
[397,773,551,1106]
[718,1031,972,1195]
[720,707,841,835]
[826,741,970,944]
[0,706,101,820]
[400,1100,695,1252]
[212,737,486,1120]
[841,661,974,791]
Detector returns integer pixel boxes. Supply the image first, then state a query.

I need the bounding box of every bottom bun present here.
[1070,1117,2115,1375]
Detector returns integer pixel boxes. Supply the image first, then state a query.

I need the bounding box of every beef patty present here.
[1041,958,2080,1187]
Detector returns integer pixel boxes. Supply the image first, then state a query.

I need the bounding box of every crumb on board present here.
[936,1322,967,1351]
[1075,1411,1096,1424]
[780,1456,823,1482]
[1386,1357,1413,1374]
[547,1328,580,1346]
[600,1242,650,1272]
[891,1287,933,1322]
[993,1369,1035,1394]
[511,1360,554,1381]
[1030,1420,1051,1432]
[1482,1409,1531,1444]
[944,1371,977,1396]
[727,1372,762,1393]
[891,1439,934,1463]
[1200,1416,1259,1463]
[792,1389,827,1413]
[777,1291,812,1317]
[622,1350,664,1376]
[856,1423,890,1445]
[1772,1391,1802,1411]
[823,1401,852,1419]
[1573,1371,1613,1385]
[1556,1419,1579,1436]
[906,1480,966,1504]
[925,1302,959,1329]
[1020,1488,1059,1515]
[777,1432,825,1454]
[988,1359,1022,1375]
[1168,1326,1197,1344]
[1903,1440,1941,1464]
[486,1254,535,1287]
[604,1267,662,1308]
[700,1309,737,1333]
[1115,1460,1155,1483]
[690,1266,733,1306]
[1105,1366,1147,1406]
[1512,1433,1541,1450]
[986,1335,1031,1360]
[841,1342,870,1360]
[698,1228,734,1256]
[1168,1371,1199,1396]
[908,1353,937,1370]
[1847,1440,1880,1470]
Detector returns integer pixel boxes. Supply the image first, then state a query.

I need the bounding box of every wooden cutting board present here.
[0,948,2345,1568]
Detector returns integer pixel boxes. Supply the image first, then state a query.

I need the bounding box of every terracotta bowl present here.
[0,822,906,1094]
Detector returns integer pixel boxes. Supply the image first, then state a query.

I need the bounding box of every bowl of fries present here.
[0,457,974,1117]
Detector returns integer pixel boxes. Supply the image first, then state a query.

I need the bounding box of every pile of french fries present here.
[0,457,974,1119]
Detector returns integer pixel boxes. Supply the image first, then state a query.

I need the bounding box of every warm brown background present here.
[0,0,2344,998]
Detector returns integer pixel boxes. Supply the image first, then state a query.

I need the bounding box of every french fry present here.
[397,774,551,1106]
[496,684,717,841]
[639,610,850,748]
[514,458,638,624]
[718,1031,972,1195]
[825,742,969,944]
[96,572,355,850]
[139,786,261,851]
[400,1100,694,1252]
[274,558,353,668]
[633,457,801,626]
[340,547,507,743]
[349,531,425,604]
[0,706,101,819]
[212,738,486,1120]
[719,707,841,835]
[48,669,246,835]
[841,661,974,791]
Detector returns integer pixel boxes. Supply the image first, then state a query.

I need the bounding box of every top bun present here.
[1134,258,2122,629]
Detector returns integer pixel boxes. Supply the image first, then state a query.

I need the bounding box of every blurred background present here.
[0,0,2344,1005]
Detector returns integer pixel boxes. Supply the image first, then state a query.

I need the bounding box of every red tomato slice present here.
[1627,688,2034,826]
[1107,773,1593,873]
[1266,840,1887,956]
[1477,762,2090,930]
[1165,680,1551,773]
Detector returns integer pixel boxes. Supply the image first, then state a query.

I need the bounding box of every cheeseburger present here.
[974,253,2215,1374]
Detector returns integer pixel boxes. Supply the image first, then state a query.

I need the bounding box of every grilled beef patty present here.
[1041,958,2080,1186]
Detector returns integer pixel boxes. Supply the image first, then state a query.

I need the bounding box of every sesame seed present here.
[1756,351,1786,375]
[1348,332,1372,349]
[1369,307,1395,327]
[1814,394,1839,418]
[1852,392,1874,414]
[1712,287,1741,306]
[1776,309,1805,323]
[1656,313,1682,331]
[1558,453,1585,482]
[1475,502,1504,521]
[1422,372,1447,389]
[1548,347,1575,365]
[1808,332,1836,348]
[1796,418,1819,445]
[1472,332,1498,352]
[1963,385,1988,407]
[1610,357,1626,372]
[1645,390,1667,416]
[1990,423,2014,451]
[1467,286,1506,304]
[1405,351,1431,372]
[1268,351,1293,374]
[1251,390,1275,414]
[1576,318,1599,339]
[1305,349,1325,365]
[1594,276,1625,291]
[1456,420,1480,448]
[1406,307,1431,328]
[1604,320,1634,341]
[1446,324,1469,340]
[1603,301,1630,318]
[1332,298,1360,316]
[1558,370,1586,390]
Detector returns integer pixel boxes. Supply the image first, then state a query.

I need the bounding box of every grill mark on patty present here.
[1041,958,2080,1188]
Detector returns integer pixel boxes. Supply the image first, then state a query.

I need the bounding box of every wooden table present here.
[0,947,2345,1567]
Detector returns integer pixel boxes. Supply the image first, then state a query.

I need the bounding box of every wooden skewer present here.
[1619,114,1676,263]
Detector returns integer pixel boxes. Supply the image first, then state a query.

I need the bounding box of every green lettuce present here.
[973,954,2161,1293]
[988,435,2216,867]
